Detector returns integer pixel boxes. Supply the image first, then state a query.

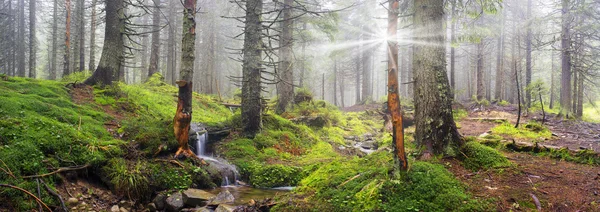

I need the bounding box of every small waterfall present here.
[190,123,239,187]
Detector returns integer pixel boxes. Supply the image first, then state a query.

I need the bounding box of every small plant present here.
[103,158,149,200]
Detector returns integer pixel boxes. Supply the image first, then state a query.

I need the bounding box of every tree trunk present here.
[84,0,124,85]
[362,25,373,103]
[560,0,572,116]
[147,0,161,79]
[173,0,197,158]
[166,0,176,85]
[400,46,408,97]
[17,0,25,77]
[276,0,294,114]
[140,15,149,82]
[28,0,36,78]
[525,0,532,108]
[50,0,58,79]
[355,47,361,104]
[78,0,85,72]
[88,0,98,71]
[476,42,484,101]
[413,0,462,156]
[576,70,583,118]
[63,0,72,77]
[299,21,307,88]
[241,0,263,137]
[333,59,338,106]
[495,8,505,100]
[449,0,456,93]
[388,0,407,171]
[550,52,556,109]
[340,71,345,108]
[572,68,578,115]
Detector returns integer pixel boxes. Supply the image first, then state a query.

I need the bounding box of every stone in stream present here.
[215,204,238,212]
[165,192,185,212]
[182,188,216,207]
[208,189,235,206]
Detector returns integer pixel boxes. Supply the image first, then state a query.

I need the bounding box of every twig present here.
[22,165,90,179]
[40,179,68,212]
[530,193,542,211]
[0,184,52,212]
[338,174,361,188]
[0,159,16,179]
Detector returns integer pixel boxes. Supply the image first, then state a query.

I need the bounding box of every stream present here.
[189,123,291,205]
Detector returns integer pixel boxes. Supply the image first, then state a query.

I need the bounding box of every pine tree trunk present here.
[241,0,263,137]
[17,0,25,77]
[166,0,176,85]
[495,8,505,100]
[387,0,407,171]
[173,0,197,158]
[449,0,456,92]
[560,0,572,116]
[63,0,72,77]
[50,0,58,79]
[550,52,555,109]
[84,0,124,85]
[140,14,149,82]
[28,0,36,78]
[333,59,338,106]
[88,0,97,71]
[576,71,583,118]
[78,0,85,72]
[362,25,373,103]
[355,47,361,104]
[340,72,345,108]
[276,0,294,114]
[413,0,462,156]
[476,42,484,101]
[147,0,161,79]
[525,0,533,108]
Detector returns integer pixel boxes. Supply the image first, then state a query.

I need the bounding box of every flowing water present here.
[190,123,239,186]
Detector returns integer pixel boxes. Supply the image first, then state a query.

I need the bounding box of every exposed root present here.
[0,184,53,212]
[22,165,90,179]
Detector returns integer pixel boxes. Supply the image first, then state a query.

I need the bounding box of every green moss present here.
[453,109,468,121]
[61,71,92,83]
[103,158,150,200]
[498,100,510,106]
[537,148,600,165]
[491,121,552,140]
[461,142,511,171]
[249,164,303,188]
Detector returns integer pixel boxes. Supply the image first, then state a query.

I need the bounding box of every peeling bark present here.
[388,0,407,171]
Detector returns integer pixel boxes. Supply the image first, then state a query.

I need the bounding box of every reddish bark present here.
[173,80,195,158]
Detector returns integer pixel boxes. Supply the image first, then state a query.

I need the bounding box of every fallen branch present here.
[338,174,361,188]
[530,193,541,211]
[0,159,15,179]
[22,165,90,179]
[40,179,68,212]
[0,184,52,212]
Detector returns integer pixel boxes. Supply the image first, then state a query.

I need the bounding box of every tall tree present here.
[84,0,124,85]
[560,0,572,116]
[525,0,532,107]
[147,0,161,79]
[28,0,36,78]
[78,0,85,72]
[276,0,294,114]
[413,0,462,156]
[449,0,457,92]
[63,0,72,76]
[166,0,176,85]
[88,0,98,71]
[387,0,407,171]
[241,0,263,137]
[50,0,58,79]
[362,24,373,103]
[17,0,25,77]
[476,42,485,100]
[494,6,505,100]
[173,0,197,158]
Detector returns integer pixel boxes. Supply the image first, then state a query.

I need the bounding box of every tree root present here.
[22,164,90,179]
[40,179,68,212]
[0,184,52,212]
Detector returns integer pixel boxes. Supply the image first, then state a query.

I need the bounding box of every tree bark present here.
[333,59,338,106]
[50,0,58,79]
[560,0,572,116]
[173,0,197,158]
[362,24,373,103]
[413,0,462,156]
[84,0,124,85]
[28,0,36,78]
[476,42,484,101]
[550,52,556,109]
[276,0,294,114]
[63,0,72,77]
[495,7,505,100]
[17,0,25,77]
[449,0,456,93]
[140,14,149,82]
[166,0,176,85]
[78,0,85,72]
[525,0,533,108]
[355,46,361,104]
[576,70,583,118]
[147,0,161,80]
[241,0,263,137]
[387,0,407,171]
[88,0,98,71]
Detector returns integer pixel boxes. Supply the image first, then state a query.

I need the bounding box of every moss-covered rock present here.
[461,141,511,171]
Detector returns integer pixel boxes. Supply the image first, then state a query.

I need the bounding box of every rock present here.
[67,197,79,206]
[208,190,235,205]
[291,116,327,128]
[182,188,216,207]
[215,204,237,212]
[147,203,157,212]
[153,193,167,210]
[165,192,185,212]
[194,207,212,212]
[360,141,377,150]
[110,205,120,212]
[119,208,129,212]
[119,200,134,209]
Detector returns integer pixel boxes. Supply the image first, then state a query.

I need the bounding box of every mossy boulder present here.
[461,141,511,171]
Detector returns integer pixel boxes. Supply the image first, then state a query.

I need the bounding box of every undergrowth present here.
[491,121,552,140]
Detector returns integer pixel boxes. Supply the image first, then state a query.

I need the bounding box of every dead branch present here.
[0,159,16,179]
[530,193,542,211]
[0,184,52,212]
[338,174,361,188]
[22,165,90,179]
[40,179,68,212]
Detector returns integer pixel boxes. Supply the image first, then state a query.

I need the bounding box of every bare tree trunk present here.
[413,0,462,156]
[78,0,85,72]
[147,0,161,79]
[515,62,522,128]
[355,47,361,104]
[166,0,176,85]
[84,0,124,85]
[173,0,197,158]
[88,0,98,71]
[560,0,572,116]
[550,52,556,109]
[576,70,583,118]
[495,7,505,100]
[362,24,373,103]
[387,0,407,171]
[572,68,578,115]
[140,15,149,81]
[63,0,72,77]
[476,42,484,101]
[275,0,294,113]
[50,0,58,79]
[17,0,25,77]
[299,21,307,88]
[28,0,36,78]
[449,0,456,92]
[333,59,338,106]
[340,71,345,108]
[241,0,263,137]
[525,0,533,108]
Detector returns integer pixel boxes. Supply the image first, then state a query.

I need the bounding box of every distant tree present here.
[28,0,36,78]
[559,0,572,116]
[50,0,59,79]
[17,0,25,77]
[413,0,462,157]
[275,0,294,114]
[147,0,161,80]
[88,0,98,71]
[84,0,124,85]
[63,0,72,76]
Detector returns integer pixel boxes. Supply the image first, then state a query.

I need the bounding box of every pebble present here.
[110,205,120,212]
[67,197,79,206]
